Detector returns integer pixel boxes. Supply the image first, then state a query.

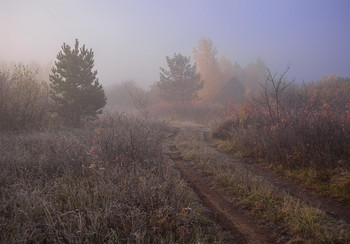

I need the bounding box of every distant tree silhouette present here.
[158,53,202,104]
[106,80,138,109]
[242,57,267,97]
[50,39,106,126]
[218,77,245,104]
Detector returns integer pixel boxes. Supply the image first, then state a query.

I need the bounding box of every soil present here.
[164,123,350,243]
[169,151,277,244]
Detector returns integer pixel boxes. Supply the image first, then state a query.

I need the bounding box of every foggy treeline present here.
[1,37,349,127]
[0,38,267,123]
[106,38,266,112]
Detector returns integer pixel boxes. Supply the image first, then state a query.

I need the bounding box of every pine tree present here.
[158,53,202,104]
[49,39,106,125]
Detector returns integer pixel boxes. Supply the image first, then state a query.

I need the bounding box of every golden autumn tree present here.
[193,38,224,102]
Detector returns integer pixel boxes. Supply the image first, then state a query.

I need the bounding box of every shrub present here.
[213,75,350,169]
[0,65,49,131]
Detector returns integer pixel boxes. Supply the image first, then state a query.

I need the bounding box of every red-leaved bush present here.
[213,75,350,169]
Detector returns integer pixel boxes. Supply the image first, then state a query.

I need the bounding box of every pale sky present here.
[1,0,349,88]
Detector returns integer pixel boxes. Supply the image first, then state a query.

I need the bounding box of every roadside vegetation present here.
[0,114,226,243]
[212,74,350,205]
[175,126,350,243]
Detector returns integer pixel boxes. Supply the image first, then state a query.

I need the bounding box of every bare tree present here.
[254,66,294,125]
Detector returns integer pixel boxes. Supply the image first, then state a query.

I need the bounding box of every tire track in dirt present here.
[200,129,350,224]
[171,155,276,244]
[164,130,277,244]
[165,123,350,243]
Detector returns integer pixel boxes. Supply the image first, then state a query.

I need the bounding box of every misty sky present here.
[1,0,349,88]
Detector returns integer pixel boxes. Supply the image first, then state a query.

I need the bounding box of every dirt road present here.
[205,134,350,224]
[164,125,277,243]
[169,151,276,244]
[164,123,350,243]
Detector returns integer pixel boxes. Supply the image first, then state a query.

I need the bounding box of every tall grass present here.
[0,114,223,243]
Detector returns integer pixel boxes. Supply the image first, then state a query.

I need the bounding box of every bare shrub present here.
[0,65,49,131]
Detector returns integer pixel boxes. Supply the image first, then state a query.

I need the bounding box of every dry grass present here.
[0,114,225,243]
[284,167,350,205]
[213,137,350,205]
[175,126,350,243]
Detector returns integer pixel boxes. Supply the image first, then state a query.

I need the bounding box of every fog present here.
[1,0,349,89]
[2,2,350,242]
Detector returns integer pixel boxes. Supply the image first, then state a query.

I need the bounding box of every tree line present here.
[4,37,341,130]
[107,38,268,113]
[1,37,258,130]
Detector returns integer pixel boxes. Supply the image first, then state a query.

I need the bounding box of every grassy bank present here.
[175,126,350,243]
